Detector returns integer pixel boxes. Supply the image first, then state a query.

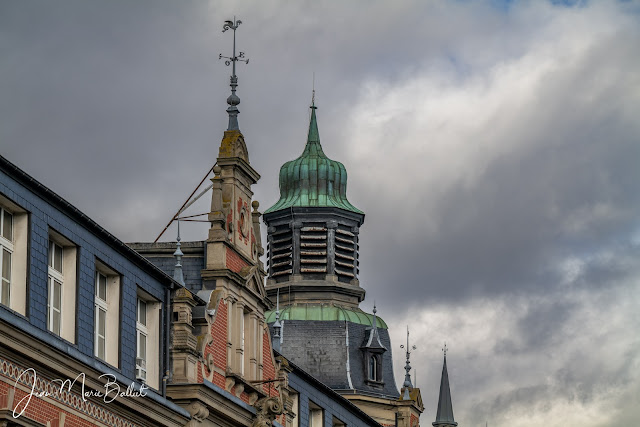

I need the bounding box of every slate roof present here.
[270,319,400,398]
[127,241,205,293]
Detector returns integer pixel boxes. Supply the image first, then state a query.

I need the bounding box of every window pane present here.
[138,332,147,360]
[2,249,10,281]
[98,336,105,360]
[53,280,62,310]
[1,279,9,306]
[54,244,63,273]
[49,241,54,268]
[2,210,12,241]
[52,310,61,335]
[98,308,106,336]
[96,273,107,301]
[137,299,147,326]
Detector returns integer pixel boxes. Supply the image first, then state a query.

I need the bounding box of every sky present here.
[1,1,639,426]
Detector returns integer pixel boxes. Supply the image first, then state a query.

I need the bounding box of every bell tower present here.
[263,102,365,307]
[264,100,424,426]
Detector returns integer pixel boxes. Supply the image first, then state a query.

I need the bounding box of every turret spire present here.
[433,343,457,427]
[219,17,249,131]
[173,220,185,286]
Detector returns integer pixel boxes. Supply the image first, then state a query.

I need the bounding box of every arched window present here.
[369,355,378,381]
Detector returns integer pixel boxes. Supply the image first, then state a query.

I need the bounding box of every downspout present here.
[162,284,172,398]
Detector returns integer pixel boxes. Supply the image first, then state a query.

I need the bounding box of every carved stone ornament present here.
[251,396,283,427]
[187,401,210,422]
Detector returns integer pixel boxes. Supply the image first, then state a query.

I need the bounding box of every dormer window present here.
[368,354,384,383]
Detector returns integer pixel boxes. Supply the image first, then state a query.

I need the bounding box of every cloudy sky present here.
[2,1,639,425]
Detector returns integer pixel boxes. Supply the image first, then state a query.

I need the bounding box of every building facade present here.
[0,154,190,426]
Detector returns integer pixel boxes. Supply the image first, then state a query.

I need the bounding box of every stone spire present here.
[173,220,185,286]
[219,18,249,131]
[433,344,457,427]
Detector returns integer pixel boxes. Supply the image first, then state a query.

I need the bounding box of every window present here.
[47,241,63,335]
[369,355,379,381]
[0,207,13,306]
[95,272,107,359]
[0,197,27,315]
[332,416,346,427]
[94,262,120,366]
[309,401,324,427]
[136,291,161,390]
[288,391,299,427]
[47,231,77,342]
[136,298,148,382]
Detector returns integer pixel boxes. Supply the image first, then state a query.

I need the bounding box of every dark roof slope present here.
[0,154,181,289]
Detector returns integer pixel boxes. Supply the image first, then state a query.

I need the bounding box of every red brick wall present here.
[0,358,136,427]
[411,413,419,427]
[261,329,279,398]
[198,297,229,389]
[226,247,248,273]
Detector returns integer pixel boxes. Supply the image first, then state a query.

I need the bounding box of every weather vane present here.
[219,17,249,131]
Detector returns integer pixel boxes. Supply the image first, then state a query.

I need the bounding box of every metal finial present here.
[443,342,448,358]
[272,287,282,352]
[372,303,378,329]
[173,220,185,286]
[400,326,417,399]
[219,17,249,131]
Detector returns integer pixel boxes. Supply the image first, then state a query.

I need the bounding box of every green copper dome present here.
[265,304,388,329]
[265,105,363,214]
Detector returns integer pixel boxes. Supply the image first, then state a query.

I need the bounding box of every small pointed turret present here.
[272,288,282,352]
[173,221,186,286]
[363,304,386,349]
[433,344,457,427]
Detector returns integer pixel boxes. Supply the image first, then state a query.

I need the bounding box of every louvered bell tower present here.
[263,102,365,307]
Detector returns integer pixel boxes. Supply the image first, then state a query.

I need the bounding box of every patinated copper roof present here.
[265,104,363,214]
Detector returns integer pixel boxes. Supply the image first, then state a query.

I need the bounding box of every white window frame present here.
[94,271,108,360]
[0,206,14,307]
[136,297,148,382]
[47,241,64,335]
